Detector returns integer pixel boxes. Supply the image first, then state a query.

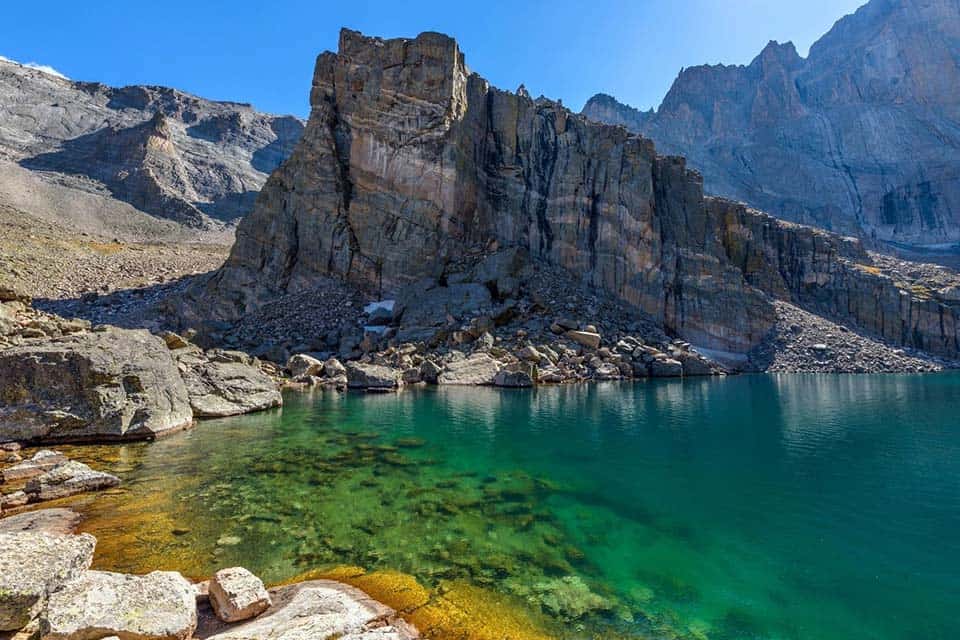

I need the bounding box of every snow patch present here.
[0,55,69,79]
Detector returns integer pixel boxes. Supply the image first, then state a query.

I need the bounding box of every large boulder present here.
[204,580,416,640]
[0,532,96,631]
[24,461,120,502]
[287,354,324,378]
[208,567,271,623]
[175,349,282,418]
[42,570,197,640]
[345,363,402,391]
[0,329,193,443]
[437,353,501,385]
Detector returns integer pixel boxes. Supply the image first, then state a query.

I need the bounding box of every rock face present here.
[204,580,417,640]
[188,29,775,355]
[0,328,193,442]
[0,532,96,630]
[582,0,960,254]
[42,570,198,640]
[0,57,303,230]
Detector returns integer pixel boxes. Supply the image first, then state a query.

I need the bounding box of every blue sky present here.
[2,0,866,117]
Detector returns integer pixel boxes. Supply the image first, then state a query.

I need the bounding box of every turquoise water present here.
[71,374,960,639]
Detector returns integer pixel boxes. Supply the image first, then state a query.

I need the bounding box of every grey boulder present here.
[345,363,402,391]
[1,450,67,483]
[176,350,282,418]
[437,353,501,386]
[208,567,271,623]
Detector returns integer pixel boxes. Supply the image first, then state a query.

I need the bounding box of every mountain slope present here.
[0,57,304,233]
[582,0,960,256]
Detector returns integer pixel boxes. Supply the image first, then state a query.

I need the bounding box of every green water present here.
[70,375,960,639]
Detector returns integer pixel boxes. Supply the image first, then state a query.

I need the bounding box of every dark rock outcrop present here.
[582,0,960,255]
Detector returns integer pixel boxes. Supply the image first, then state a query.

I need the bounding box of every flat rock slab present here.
[25,461,119,502]
[437,353,501,386]
[345,363,402,390]
[1,450,66,483]
[203,580,417,640]
[208,567,271,623]
[0,508,81,535]
[0,328,193,443]
[42,570,197,640]
[0,532,95,631]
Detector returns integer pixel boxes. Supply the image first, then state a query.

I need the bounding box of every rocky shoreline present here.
[1,518,418,640]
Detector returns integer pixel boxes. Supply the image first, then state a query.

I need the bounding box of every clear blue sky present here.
[2,0,866,117]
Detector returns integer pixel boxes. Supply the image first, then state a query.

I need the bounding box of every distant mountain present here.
[582,0,960,256]
[0,57,303,233]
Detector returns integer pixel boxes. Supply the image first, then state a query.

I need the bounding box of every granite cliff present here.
[186,29,960,363]
[0,57,303,233]
[583,0,960,257]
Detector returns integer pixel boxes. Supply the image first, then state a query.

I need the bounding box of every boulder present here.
[208,567,271,623]
[593,362,621,380]
[2,450,67,483]
[42,570,197,640]
[493,369,534,388]
[437,353,501,385]
[565,330,601,350]
[204,580,416,640]
[176,351,282,418]
[1,490,28,511]
[677,352,716,376]
[0,532,95,630]
[24,461,120,502]
[419,360,442,384]
[649,358,684,377]
[287,354,324,378]
[160,332,190,350]
[0,508,81,535]
[323,357,347,377]
[345,363,402,390]
[0,329,193,443]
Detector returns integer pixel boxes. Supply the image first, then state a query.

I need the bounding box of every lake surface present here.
[63,374,960,639]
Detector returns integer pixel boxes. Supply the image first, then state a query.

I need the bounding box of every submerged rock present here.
[42,570,197,640]
[0,508,81,535]
[0,328,193,443]
[0,532,95,631]
[208,567,271,623]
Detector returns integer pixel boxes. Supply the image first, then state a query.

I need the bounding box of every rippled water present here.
[61,374,960,639]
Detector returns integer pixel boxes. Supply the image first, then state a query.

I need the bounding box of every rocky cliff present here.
[0,58,303,231]
[582,0,960,256]
[187,28,960,362]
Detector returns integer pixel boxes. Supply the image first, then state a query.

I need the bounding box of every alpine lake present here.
[48,374,959,640]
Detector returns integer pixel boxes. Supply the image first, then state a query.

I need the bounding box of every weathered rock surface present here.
[184,29,775,355]
[24,461,120,502]
[204,580,416,640]
[0,328,193,442]
[42,570,197,640]
[287,354,324,379]
[174,348,282,417]
[0,532,95,630]
[0,56,303,231]
[208,567,271,623]
[582,0,960,255]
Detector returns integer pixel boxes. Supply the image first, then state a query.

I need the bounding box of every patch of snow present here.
[0,55,69,79]
[363,300,395,315]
